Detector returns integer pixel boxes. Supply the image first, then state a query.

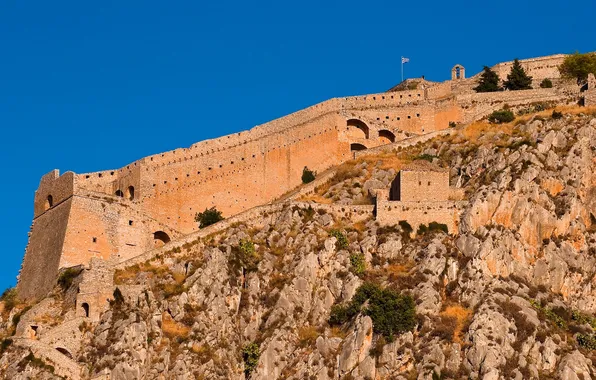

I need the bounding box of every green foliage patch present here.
[349,253,366,276]
[57,267,83,291]
[488,110,515,124]
[329,283,416,341]
[330,229,348,250]
[302,166,316,184]
[195,207,224,228]
[559,52,596,82]
[540,78,553,88]
[242,342,260,378]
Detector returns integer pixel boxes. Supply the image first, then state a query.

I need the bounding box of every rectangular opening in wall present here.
[92,237,97,243]
[129,220,133,226]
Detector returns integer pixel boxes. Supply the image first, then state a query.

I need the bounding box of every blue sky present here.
[0,1,594,293]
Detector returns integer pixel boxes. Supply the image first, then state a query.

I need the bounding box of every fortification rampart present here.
[18,53,583,301]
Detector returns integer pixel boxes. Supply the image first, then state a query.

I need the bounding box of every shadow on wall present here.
[350,143,368,151]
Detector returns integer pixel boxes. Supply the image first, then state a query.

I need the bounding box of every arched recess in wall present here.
[346,119,370,139]
[44,195,53,211]
[378,130,396,144]
[115,190,124,197]
[126,186,135,201]
[153,231,171,247]
[55,347,73,359]
[350,143,368,152]
[81,302,89,318]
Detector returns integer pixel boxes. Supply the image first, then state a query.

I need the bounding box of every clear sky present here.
[0,1,594,292]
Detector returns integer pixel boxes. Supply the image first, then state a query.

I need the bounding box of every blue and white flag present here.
[401,57,410,64]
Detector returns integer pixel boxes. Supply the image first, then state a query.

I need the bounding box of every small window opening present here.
[92,237,97,243]
[44,195,54,210]
[129,220,133,226]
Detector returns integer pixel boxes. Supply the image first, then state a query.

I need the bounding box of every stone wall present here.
[18,53,583,300]
[393,168,450,202]
[376,189,463,234]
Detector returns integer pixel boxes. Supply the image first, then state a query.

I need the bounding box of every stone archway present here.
[451,64,465,80]
[154,231,171,247]
[346,119,370,139]
[126,186,135,201]
[350,143,368,152]
[378,130,396,144]
[81,302,90,318]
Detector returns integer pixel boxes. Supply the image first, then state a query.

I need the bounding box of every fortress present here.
[17,53,588,301]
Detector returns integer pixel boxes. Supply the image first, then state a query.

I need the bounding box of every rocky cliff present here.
[1,107,596,380]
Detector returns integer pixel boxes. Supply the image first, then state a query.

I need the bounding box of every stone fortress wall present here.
[17,53,583,301]
[376,161,463,234]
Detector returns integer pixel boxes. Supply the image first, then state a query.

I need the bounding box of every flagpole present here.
[401,56,404,83]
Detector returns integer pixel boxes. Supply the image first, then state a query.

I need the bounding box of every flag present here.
[401,57,410,64]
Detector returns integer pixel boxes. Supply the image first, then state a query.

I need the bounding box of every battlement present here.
[17,53,583,300]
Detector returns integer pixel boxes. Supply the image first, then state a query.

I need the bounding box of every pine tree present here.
[473,66,502,92]
[503,59,533,90]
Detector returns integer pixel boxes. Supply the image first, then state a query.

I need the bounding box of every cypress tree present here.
[474,66,502,92]
[503,59,533,90]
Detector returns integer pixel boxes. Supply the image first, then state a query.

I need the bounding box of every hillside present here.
[1,106,596,379]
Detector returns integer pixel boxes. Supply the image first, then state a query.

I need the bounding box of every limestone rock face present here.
[3,114,596,380]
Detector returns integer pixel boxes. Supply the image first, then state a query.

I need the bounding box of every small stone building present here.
[376,161,463,233]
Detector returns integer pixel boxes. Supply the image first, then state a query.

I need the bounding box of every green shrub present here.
[0,288,18,313]
[232,239,261,272]
[428,222,449,234]
[195,207,224,228]
[239,239,255,256]
[488,110,515,124]
[540,78,553,88]
[242,342,260,378]
[576,333,596,350]
[302,166,316,184]
[552,110,563,119]
[330,229,348,250]
[349,253,366,276]
[416,154,437,162]
[329,283,416,341]
[398,220,413,234]
[57,267,82,291]
[474,66,502,92]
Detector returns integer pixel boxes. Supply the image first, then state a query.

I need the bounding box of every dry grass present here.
[440,304,472,343]
[300,193,334,204]
[330,326,347,339]
[114,262,169,284]
[298,326,319,347]
[162,313,190,338]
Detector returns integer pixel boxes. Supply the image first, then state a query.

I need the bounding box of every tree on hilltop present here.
[474,66,502,92]
[503,59,533,90]
[559,52,596,83]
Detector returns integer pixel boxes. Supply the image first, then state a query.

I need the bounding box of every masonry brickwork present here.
[17,53,583,300]
[377,161,463,233]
